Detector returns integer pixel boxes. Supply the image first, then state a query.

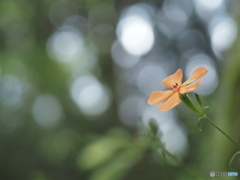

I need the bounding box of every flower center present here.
[173,83,179,91]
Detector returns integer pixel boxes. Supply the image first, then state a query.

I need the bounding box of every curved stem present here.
[203,115,240,149]
[229,151,240,168]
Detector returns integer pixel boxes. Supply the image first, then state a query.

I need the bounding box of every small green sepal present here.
[180,94,202,116]
[195,93,204,110]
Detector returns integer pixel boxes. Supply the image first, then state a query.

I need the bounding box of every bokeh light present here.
[111,41,140,68]
[32,94,63,128]
[118,95,145,127]
[142,106,188,156]
[63,15,90,37]
[137,65,167,95]
[1,0,239,179]
[185,53,218,95]
[47,25,84,62]
[0,75,23,108]
[70,75,111,116]
[117,4,155,56]
[209,15,237,54]
[157,3,188,37]
[193,0,225,21]
[195,0,224,11]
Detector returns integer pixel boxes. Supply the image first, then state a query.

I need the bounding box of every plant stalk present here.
[203,115,240,149]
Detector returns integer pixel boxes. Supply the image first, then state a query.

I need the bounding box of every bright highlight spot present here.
[71,75,111,116]
[117,16,154,56]
[210,16,237,52]
[47,26,84,62]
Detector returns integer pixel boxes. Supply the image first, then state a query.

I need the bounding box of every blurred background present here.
[0,0,240,179]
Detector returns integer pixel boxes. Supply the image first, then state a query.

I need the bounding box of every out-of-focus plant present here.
[77,121,180,180]
[148,66,240,170]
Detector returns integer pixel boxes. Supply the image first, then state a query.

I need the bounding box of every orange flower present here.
[148,67,208,111]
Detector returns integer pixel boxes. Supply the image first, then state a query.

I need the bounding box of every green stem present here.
[203,115,240,149]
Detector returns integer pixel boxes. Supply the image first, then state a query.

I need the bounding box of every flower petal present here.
[158,92,181,111]
[148,90,175,105]
[162,69,183,89]
[179,79,202,94]
[182,67,208,86]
